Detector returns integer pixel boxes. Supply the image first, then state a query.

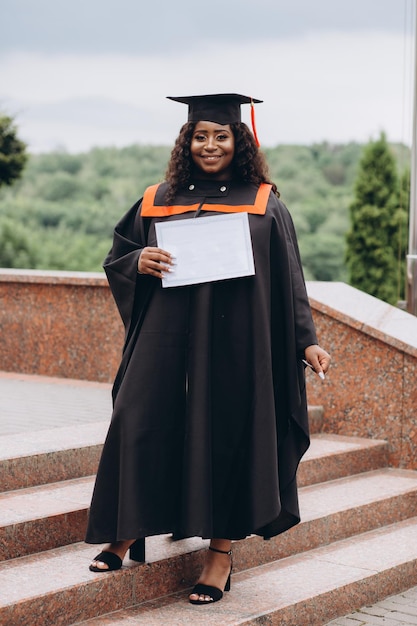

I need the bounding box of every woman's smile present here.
[199,155,223,165]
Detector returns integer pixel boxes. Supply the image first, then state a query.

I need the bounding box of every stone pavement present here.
[326,587,417,625]
[0,371,112,436]
[2,369,417,625]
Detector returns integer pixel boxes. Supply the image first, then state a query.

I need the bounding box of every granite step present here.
[297,433,388,487]
[1,467,417,623]
[0,439,392,561]
[0,422,387,493]
[0,476,92,561]
[2,516,417,626]
[71,517,417,626]
[0,422,108,491]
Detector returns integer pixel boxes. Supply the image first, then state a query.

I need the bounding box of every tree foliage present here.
[345,133,405,304]
[0,114,28,188]
[0,218,38,268]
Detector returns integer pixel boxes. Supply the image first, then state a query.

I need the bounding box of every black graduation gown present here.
[85,180,318,543]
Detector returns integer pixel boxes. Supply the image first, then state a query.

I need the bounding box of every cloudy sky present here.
[0,0,415,153]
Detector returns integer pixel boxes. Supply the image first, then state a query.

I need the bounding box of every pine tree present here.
[346,133,401,304]
[0,114,28,188]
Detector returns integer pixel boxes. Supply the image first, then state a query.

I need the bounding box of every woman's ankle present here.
[209,538,232,553]
[107,539,135,558]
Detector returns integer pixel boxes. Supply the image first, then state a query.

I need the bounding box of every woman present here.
[86,93,331,605]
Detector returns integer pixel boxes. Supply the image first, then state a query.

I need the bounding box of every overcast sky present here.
[1,0,415,152]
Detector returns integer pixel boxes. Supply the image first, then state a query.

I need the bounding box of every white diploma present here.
[155,212,255,288]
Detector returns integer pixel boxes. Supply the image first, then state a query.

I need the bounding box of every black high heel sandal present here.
[89,538,145,572]
[129,538,146,562]
[189,545,232,605]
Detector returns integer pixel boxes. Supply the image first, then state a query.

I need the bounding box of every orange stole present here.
[141,183,272,217]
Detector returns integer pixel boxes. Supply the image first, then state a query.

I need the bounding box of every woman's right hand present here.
[138,247,174,279]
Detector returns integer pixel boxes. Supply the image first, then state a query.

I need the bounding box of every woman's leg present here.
[188,538,232,602]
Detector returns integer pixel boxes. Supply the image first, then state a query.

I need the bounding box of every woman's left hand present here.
[304,345,331,380]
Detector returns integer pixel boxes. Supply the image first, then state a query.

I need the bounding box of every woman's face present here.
[190,121,235,180]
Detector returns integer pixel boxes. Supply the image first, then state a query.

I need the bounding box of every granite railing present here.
[1,270,416,469]
[306,282,417,471]
[0,269,122,383]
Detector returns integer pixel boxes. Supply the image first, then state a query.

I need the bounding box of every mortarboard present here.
[167,93,262,146]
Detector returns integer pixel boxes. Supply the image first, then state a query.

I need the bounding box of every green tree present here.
[0,114,28,188]
[0,218,38,267]
[300,232,348,281]
[346,133,401,304]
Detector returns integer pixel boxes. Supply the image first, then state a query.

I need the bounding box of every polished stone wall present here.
[306,282,417,470]
[0,269,123,382]
[1,271,416,468]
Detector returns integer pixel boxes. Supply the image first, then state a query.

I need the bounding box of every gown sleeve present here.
[103,199,154,342]
[275,198,318,354]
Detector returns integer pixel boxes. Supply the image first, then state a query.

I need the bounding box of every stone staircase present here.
[2,408,417,625]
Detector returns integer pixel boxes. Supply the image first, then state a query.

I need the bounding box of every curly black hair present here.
[164,122,278,204]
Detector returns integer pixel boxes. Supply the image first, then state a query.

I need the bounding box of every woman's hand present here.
[138,247,174,279]
[304,345,331,380]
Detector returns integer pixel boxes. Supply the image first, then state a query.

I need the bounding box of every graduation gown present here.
[85,179,318,543]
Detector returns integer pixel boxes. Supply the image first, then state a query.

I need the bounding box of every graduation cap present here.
[167,93,262,146]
